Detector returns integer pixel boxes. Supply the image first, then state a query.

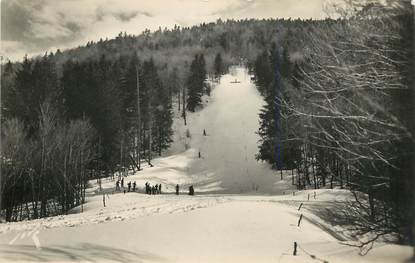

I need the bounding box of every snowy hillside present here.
[0,67,412,263]
[104,66,293,195]
[168,66,288,193]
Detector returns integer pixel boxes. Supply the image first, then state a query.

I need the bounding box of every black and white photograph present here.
[0,0,414,262]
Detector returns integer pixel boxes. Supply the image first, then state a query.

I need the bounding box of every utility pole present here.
[148,111,153,167]
[120,133,124,177]
[0,55,3,221]
[411,1,415,257]
[136,65,141,171]
[182,86,187,125]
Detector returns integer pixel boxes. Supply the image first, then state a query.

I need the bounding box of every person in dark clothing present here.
[116,180,120,191]
[158,184,162,194]
[151,185,156,195]
[189,185,194,196]
[121,178,124,188]
[203,129,206,136]
[127,181,131,192]
[198,151,201,158]
[155,184,159,194]
[145,182,149,194]
[133,181,136,192]
[176,184,179,195]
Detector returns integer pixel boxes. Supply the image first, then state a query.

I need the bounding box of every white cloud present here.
[2,0,327,61]
[1,40,43,59]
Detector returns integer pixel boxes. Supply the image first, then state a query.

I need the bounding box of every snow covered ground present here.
[0,67,412,262]
[0,191,412,263]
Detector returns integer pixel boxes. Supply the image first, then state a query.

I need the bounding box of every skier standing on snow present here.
[203,129,206,136]
[133,181,136,192]
[159,184,162,194]
[127,181,131,192]
[176,184,179,195]
[155,184,159,194]
[116,180,120,191]
[189,185,194,195]
[121,178,124,189]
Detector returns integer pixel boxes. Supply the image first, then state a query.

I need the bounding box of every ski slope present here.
[0,67,412,263]
[170,66,286,193]
[116,66,293,195]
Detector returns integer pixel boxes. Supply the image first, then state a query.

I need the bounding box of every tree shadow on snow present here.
[302,200,368,242]
[0,243,166,262]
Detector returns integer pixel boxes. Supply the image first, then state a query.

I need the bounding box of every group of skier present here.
[115,178,136,193]
[175,184,194,195]
[145,182,162,195]
[114,179,196,195]
[113,128,207,195]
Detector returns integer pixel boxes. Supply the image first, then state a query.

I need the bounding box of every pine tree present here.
[198,54,207,87]
[254,51,273,96]
[255,48,276,165]
[10,55,59,133]
[141,59,174,158]
[96,56,123,168]
[2,60,16,119]
[186,54,207,112]
[150,63,174,155]
[214,52,224,77]
[169,67,180,108]
[123,55,141,123]
[255,44,299,171]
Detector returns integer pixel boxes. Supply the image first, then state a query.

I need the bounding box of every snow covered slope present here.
[171,67,282,193]
[117,66,293,195]
[0,67,412,263]
[0,190,412,263]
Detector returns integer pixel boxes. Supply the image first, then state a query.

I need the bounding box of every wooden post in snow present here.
[293,242,297,256]
[297,214,303,227]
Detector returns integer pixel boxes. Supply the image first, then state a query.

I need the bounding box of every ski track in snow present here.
[32,230,41,250]
[8,224,42,250]
[0,195,231,235]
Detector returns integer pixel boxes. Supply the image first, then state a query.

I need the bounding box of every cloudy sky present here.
[1,0,329,61]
